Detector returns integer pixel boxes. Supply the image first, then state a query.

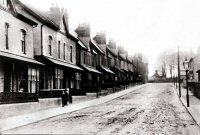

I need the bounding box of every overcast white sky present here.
[21,0,200,76]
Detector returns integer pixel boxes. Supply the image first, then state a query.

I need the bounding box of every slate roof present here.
[78,41,87,50]
[15,0,87,50]
[69,28,78,39]
[97,44,107,56]
[107,47,118,57]
[43,56,83,71]
[81,64,102,74]
[13,0,59,30]
[79,37,91,51]
[90,39,104,54]
[45,12,63,26]
[127,56,133,63]
[119,53,127,61]
[0,51,44,66]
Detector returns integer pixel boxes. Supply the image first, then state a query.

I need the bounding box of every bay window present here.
[28,68,39,93]
[55,68,63,89]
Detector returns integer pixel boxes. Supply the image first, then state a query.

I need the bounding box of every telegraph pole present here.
[178,45,181,97]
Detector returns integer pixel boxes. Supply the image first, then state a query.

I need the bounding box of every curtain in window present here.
[75,72,81,89]
[28,68,40,93]
[55,68,63,89]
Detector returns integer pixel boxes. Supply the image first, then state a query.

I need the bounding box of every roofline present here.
[107,47,117,57]
[91,39,105,55]
[16,0,59,30]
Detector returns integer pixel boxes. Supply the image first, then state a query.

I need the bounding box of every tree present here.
[155,48,194,78]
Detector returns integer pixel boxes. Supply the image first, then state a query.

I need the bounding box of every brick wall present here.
[33,23,76,65]
[0,8,34,59]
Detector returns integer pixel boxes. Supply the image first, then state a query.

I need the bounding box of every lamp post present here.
[176,76,178,89]
[183,58,190,107]
[178,45,181,97]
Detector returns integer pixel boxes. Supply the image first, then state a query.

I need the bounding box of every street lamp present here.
[183,58,190,107]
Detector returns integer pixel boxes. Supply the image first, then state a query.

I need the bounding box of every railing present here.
[82,80,99,93]
[193,82,200,99]
[69,88,86,96]
[0,92,38,104]
[39,89,66,98]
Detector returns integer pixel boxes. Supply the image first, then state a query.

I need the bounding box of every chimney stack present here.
[93,31,106,45]
[75,22,91,37]
[118,45,125,53]
[108,39,117,49]
[49,3,69,26]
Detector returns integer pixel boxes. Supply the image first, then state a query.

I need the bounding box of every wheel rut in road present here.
[3,84,200,135]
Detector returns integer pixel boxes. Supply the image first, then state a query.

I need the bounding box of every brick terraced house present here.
[93,32,115,92]
[75,23,102,97]
[0,0,44,104]
[0,0,149,108]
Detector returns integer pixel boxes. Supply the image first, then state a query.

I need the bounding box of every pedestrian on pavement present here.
[61,91,67,107]
[67,88,72,103]
[65,90,69,105]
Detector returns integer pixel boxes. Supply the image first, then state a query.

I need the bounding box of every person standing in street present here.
[61,91,66,107]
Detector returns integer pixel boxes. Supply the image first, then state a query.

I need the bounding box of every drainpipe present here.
[40,24,44,90]
[41,24,44,56]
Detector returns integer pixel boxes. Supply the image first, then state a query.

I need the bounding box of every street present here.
[3,83,200,134]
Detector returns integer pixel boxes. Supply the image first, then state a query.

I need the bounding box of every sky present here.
[21,0,200,76]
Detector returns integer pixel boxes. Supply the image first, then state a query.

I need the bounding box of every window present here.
[5,23,9,49]
[58,40,60,59]
[75,72,81,89]
[84,52,86,64]
[20,29,26,54]
[47,68,53,89]
[63,43,66,60]
[88,73,92,85]
[108,58,111,68]
[92,55,96,67]
[70,46,73,62]
[48,36,52,56]
[55,68,63,89]
[28,68,40,93]
[2,0,8,8]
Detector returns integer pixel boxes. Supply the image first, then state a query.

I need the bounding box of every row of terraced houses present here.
[0,0,148,108]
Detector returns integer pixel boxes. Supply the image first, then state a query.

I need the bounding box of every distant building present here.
[188,55,200,82]
[75,23,102,94]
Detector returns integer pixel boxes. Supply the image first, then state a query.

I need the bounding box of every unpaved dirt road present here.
[3,83,200,134]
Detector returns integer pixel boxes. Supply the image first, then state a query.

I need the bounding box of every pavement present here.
[174,84,200,127]
[0,84,148,132]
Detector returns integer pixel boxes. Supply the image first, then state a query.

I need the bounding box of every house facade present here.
[75,23,102,95]
[0,0,43,103]
[93,32,115,91]
[133,54,149,84]
[107,40,124,88]
[188,55,200,82]
[0,0,149,106]
[118,46,129,87]
[28,4,84,98]
[127,55,135,85]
